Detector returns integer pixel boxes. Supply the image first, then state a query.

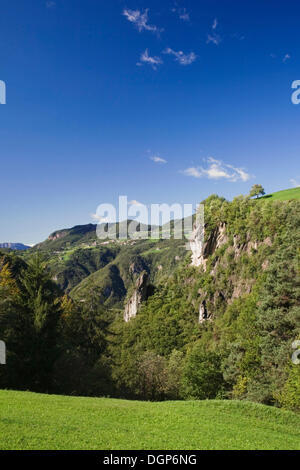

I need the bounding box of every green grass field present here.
[0,390,299,450]
[261,187,300,201]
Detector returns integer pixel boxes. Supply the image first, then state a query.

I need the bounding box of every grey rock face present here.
[190,222,228,270]
[124,271,152,322]
[199,300,209,323]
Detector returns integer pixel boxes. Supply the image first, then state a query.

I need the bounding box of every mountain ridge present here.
[0,243,30,251]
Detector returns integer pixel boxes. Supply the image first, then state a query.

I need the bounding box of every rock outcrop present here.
[189,222,227,270]
[199,300,209,323]
[191,221,274,319]
[124,271,153,322]
[129,257,148,276]
[48,230,68,241]
[190,221,272,273]
[188,221,205,268]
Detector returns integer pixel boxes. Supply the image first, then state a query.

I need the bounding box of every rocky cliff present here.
[189,222,227,270]
[189,218,273,323]
[124,271,153,322]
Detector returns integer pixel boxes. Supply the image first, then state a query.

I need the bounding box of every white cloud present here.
[163,48,197,65]
[46,1,56,7]
[150,155,167,164]
[270,53,291,63]
[172,6,190,21]
[137,49,163,70]
[91,213,109,223]
[207,33,221,45]
[171,1,190,21]
[183,167,203,178]
[182,157,251,182]
[123,8,163,34]
[290,178,300,188]
[207,17,221,45]
[231,33,245,41]
[179,9,190,21]
[128,200,143,206]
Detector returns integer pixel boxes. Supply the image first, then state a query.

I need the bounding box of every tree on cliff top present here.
[250,184,265,199]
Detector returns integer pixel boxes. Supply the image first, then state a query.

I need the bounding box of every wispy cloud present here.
[207,34,221,45]
[171,5,190,22]
[128,199,143,206]
[270,53,291,63]
[123,8,163,34]
[212,18,218,30]
[137,49,163,70]
[290,178,300,188]
[207,17,221,45]
[91,213,109,223]
[231,33,245,41]
[150,155,167,164]
[163,48,197,65]
[182,157,251,182]
[46,1,56,8]
[179,9,190,21]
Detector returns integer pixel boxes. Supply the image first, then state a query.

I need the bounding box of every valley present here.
[0,187,299,413]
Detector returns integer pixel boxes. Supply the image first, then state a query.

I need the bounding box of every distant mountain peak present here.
[0,243,30,251]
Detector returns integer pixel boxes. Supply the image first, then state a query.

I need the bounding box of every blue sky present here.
[0,0,300,244]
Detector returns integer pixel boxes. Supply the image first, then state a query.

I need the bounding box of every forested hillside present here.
[0,190,299,411]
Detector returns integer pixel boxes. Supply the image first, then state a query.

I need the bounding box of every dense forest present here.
[0,192,299,412]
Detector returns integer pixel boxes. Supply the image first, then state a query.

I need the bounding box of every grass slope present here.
[261,187,300,201]
[0,391,299,450]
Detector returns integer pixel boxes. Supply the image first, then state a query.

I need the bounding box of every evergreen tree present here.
[0,254,64,392]
[253,227,300,404]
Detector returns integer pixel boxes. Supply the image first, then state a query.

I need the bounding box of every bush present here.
[182,343,225,400]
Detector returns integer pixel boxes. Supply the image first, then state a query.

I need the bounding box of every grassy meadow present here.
[0,390,299,450]
[261,187,300,201]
